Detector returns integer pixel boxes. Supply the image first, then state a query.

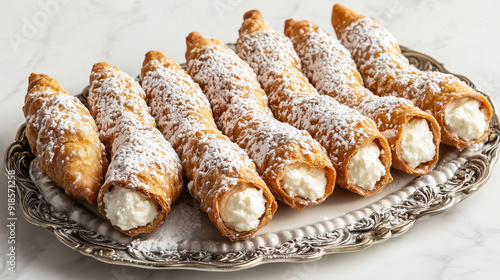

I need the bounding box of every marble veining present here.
[1,0,499,279]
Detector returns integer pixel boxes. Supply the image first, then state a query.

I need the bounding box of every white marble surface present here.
[1,0,500,279]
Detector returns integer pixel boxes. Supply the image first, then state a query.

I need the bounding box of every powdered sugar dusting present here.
[186,43,324,181]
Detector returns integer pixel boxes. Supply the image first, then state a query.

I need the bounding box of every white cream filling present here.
[444,97,487,141]
[400,118,436,168]
[103,186,158,231]
[348,141,386,191]
[280,163,327,201]
[219,184,266,232]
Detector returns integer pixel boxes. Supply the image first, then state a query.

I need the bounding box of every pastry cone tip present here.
[239,9,270,36]
[142,50,162,78]
[332,3,364,20]
[331,3,365,33]
[283,18,317,37]
[95,61,111,67]
[332,3,347,12]
[185,32,211,53]
[144,50,164,61]
[243,9,263,21]
[186,31,224,45]
[142,50,169,68]
[142,51,181,78]
[91,62,114,79]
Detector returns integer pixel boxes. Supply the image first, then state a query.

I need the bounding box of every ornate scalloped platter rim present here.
[4,46,500,271]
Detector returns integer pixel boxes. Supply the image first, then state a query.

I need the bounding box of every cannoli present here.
[284,19,441,175]
[23,73,107,204]
[331,4,493,150]
[237,10,392,196]
[185,32,336,208]
[88,62,183,236]
[140,50,277,241]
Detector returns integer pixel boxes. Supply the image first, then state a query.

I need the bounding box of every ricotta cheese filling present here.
[219,184,266,232]
[103,186,158,231]
[444,97,487,141]
[347,141,386,191]
[400,118,436,168]
[280,162,327,201]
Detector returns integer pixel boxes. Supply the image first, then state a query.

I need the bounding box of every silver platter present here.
[4,46,500,271]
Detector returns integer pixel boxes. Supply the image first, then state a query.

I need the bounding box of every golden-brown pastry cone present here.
[23,73,107,204]
[141,50,277,241]
[237,10,392,196]
[88,62,183,236]
[331,4,493,150]
[185,32,336,208]
[284,19,441,175]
